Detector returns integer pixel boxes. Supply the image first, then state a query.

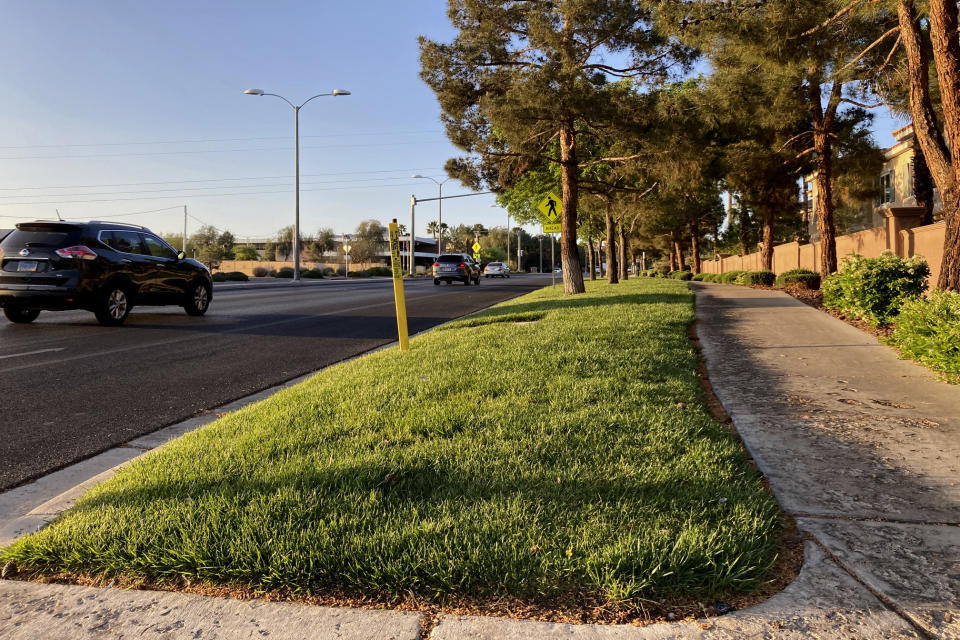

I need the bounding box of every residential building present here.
[805,123,941,241]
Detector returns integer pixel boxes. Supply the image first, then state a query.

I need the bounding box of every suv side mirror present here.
[177,251,186,260]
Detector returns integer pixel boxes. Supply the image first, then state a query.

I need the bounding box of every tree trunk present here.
[738,208,750,256]
[558,119,586,294]
[690,220,701,275]
[605,200,619,284]
[587,236,596,281]
[672,230,685,271]
[668,248,676,272]
[899,0,960,290]
[617,220,628,280]
[813,128,838,277]
[761,209,775,271]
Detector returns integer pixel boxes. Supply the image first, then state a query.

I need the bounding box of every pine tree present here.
[419,0,691,294]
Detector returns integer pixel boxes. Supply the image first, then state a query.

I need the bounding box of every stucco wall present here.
[700,218,944,288]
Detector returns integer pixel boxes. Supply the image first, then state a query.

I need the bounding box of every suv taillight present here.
[55,245,98,260]
[432,262,440,267]
[459,263,465,268]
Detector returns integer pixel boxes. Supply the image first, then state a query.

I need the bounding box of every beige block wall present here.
[699,219,945,289]
[902,221,946,288]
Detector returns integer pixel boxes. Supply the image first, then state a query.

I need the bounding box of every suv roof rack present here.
[89,220,148,230]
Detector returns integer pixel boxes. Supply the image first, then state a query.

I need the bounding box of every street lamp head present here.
[243,89,264,96]
[411,174,424,179]
[331,89,351,96]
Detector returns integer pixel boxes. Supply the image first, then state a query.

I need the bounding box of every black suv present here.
[0,220,213,326]
[433,254,481,285]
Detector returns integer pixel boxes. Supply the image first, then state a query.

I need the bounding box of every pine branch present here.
[777,130,814,151]
[839,98,886,108]
[877,33,903,74]
[832,26,901,79]
[793,1,867,39]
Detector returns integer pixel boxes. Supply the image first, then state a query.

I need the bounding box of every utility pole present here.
[183,206,188,253]
[409,195,416,276]
[517,228,522,272]
[539,235,543,273]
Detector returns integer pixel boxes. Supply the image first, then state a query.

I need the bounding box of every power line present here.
[0,175,428,201]
[0,139,448,161]
[0,130,440,150]
[0,167,445,191]
[0,180,432,207]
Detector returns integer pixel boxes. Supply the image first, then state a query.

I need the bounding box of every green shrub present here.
[737,271,776,286]
[252,266,269,278]
[887,291,960,383]
[691,273,708,281]
[322,267,336,276]
[670,270,693,281]
[775,268,821,290]
[365,266,392,277]
[301,269,325,279]
[212,272,228,282]
[719,270,746,284]
[275,267,295,279]
[225,271,249,282]
[705,273,721,282]
[822,252,929,327]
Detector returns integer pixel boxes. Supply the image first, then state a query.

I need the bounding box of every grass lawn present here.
[2,278,783,609]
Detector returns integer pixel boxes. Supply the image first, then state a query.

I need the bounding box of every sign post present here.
[537,191,562,286]
[388,219,410,352]
[343,240,352,278]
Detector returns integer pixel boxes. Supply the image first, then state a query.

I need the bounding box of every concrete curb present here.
[0,579,423,640]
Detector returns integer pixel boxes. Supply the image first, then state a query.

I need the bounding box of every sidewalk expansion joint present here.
[808,533,936,639]
[790,511,960,527]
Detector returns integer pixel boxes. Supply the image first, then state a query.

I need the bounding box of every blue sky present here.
[0,1,908,239]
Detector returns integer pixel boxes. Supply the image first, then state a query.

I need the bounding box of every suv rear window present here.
[437,255,465,263]
[1,227,80,249]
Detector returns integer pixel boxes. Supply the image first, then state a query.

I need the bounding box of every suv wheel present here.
[3,307,41,324]
[184,281,211,317]
[95,285,132,326]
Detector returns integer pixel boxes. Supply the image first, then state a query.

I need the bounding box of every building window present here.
[878,172,894,205]
[802,181,813,213]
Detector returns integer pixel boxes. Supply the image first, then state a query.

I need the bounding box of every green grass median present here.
[2,279,782,608]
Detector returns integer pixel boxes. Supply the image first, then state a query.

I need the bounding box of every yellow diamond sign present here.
[537,192,561,221]
[472,241,481,252]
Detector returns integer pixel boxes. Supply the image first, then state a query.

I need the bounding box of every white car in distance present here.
[483,262,510,278]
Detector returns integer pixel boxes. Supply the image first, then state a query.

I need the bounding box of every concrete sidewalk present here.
[690,282,960,639]
[2,281,957,638]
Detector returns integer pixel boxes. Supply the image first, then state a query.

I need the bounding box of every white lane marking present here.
[0,290,458,374]
[0,348,65,360]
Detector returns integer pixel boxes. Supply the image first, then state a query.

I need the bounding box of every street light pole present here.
[412,175,452,256]
[244,88,350,281]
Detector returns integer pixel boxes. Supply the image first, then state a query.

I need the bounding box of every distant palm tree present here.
[426,220,439,240]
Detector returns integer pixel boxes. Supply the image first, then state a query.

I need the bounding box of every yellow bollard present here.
[388,220,410,352]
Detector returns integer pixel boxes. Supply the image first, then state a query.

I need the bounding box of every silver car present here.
[483,262,510,278]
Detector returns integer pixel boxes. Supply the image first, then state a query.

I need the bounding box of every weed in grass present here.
[2,279,782,610]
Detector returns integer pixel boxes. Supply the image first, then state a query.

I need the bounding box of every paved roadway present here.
[0,275,551,490]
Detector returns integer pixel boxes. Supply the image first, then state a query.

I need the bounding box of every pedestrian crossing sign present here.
[537,192,561,221]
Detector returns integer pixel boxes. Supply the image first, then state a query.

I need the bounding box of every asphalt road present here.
[0,274,552,490]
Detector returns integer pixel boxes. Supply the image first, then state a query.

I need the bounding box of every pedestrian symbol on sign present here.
[537,191,562,221]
